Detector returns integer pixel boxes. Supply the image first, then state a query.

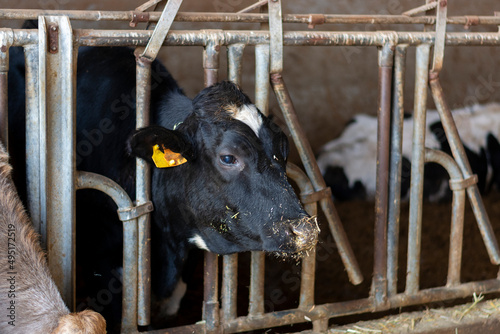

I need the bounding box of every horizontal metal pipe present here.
[7,29,500,48]
[2,9,500,26]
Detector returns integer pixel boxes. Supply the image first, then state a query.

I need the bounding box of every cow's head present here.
[128,81,318,257]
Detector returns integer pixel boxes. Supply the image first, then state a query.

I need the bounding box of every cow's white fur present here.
[227,104,263,137]
[189,234,210,251]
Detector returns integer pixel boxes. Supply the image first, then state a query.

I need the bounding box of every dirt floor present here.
[165,191,500,332]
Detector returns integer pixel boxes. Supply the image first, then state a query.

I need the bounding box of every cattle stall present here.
[1,1,500,333]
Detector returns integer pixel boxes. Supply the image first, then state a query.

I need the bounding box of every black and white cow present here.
[8,46,319,331]
[317,103,500,202]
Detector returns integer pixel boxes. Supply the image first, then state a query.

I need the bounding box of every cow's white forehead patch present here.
[226,104,263,137]
[189,234,209,251]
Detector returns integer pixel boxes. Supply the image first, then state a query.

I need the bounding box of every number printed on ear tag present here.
[152,144,187,168]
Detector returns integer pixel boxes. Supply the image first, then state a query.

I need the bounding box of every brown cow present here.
[0,142,106,334]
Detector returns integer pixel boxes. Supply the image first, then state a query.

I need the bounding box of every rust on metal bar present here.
[130,11,150,28]
[372,42,394,307]
[0,29,13,149]
[248,251,265,316]
[431,0,447,73]
[402,1,437,17]
[387,44,408,297]
[423,148,466,287]
[237,0,268,14]
[300,186,332,204]
[307,14,325,29]
[48,23,59,53]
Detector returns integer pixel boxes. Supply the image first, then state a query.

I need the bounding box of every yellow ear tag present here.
[152,144,187,168]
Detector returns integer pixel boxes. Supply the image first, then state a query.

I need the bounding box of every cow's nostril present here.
[290,216,320,251]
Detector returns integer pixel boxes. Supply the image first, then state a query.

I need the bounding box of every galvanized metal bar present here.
[70,29,500,48]
[429,75,500,265]
[405,44,431,296]
[255,44,270,115]
[135,48,153,327]
[42,15,77,310]
[423,148,466,287]
[24,43,46,240]
[0,29,13,148]
[139,0,183,61]
[203,37,221,334]
[270,73,363,286]
[268,0,283,74]
[75,171,138,332]
[221,43,245,322]
[431,0,448,73]
[372,42,394,306]
[387,44,408,297]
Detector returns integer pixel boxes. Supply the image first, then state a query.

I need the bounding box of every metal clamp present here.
[118,201,154,221]
[130,11,150,28]
[307,14,325,29]
[300,187,332,204]
[449,174,478,191]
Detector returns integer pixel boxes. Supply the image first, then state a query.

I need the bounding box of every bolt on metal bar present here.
[429,75,500,265]
[222,43,246,323]
[423,148,465,287]
[387,44,408,297]
[135,47,153,326]
[41,15,77,309]
[75,171,138,332]
[0,29,13,149]
[405,43,431,296]
[372,42,395,306]
[24,44,46,241]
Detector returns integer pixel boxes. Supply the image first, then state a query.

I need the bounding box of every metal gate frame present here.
[1,1,500,333]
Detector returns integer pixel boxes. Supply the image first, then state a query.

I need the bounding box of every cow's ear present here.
[128,125,193,168]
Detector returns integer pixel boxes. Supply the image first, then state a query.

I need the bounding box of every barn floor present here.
[163,191,500,333]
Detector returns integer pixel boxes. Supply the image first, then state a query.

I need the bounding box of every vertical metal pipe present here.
[222,43,245,322]
[0,29,12,148]
[24,44,46,241]
[135,48,152,326]
[249,251,265,316]
[203,35,221,334]
[270,73,363,286]
[405,44,431,295]
[255,44,270,116]
[387,44,408,297]
[429,76,500,265]
[372,43,394,306]
[42,15,77,309]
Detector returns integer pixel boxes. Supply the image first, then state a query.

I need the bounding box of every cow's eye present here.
[220,155,238,165]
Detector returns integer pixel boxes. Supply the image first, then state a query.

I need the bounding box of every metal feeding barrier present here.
[1,0,500,333]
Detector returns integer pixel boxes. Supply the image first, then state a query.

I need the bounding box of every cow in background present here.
[0,141,106,334]
[317,103,500,202]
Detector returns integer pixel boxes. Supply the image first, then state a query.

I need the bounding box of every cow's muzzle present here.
[289,216,320,252]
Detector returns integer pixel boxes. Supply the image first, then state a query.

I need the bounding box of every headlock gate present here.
[1,0,500,333]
